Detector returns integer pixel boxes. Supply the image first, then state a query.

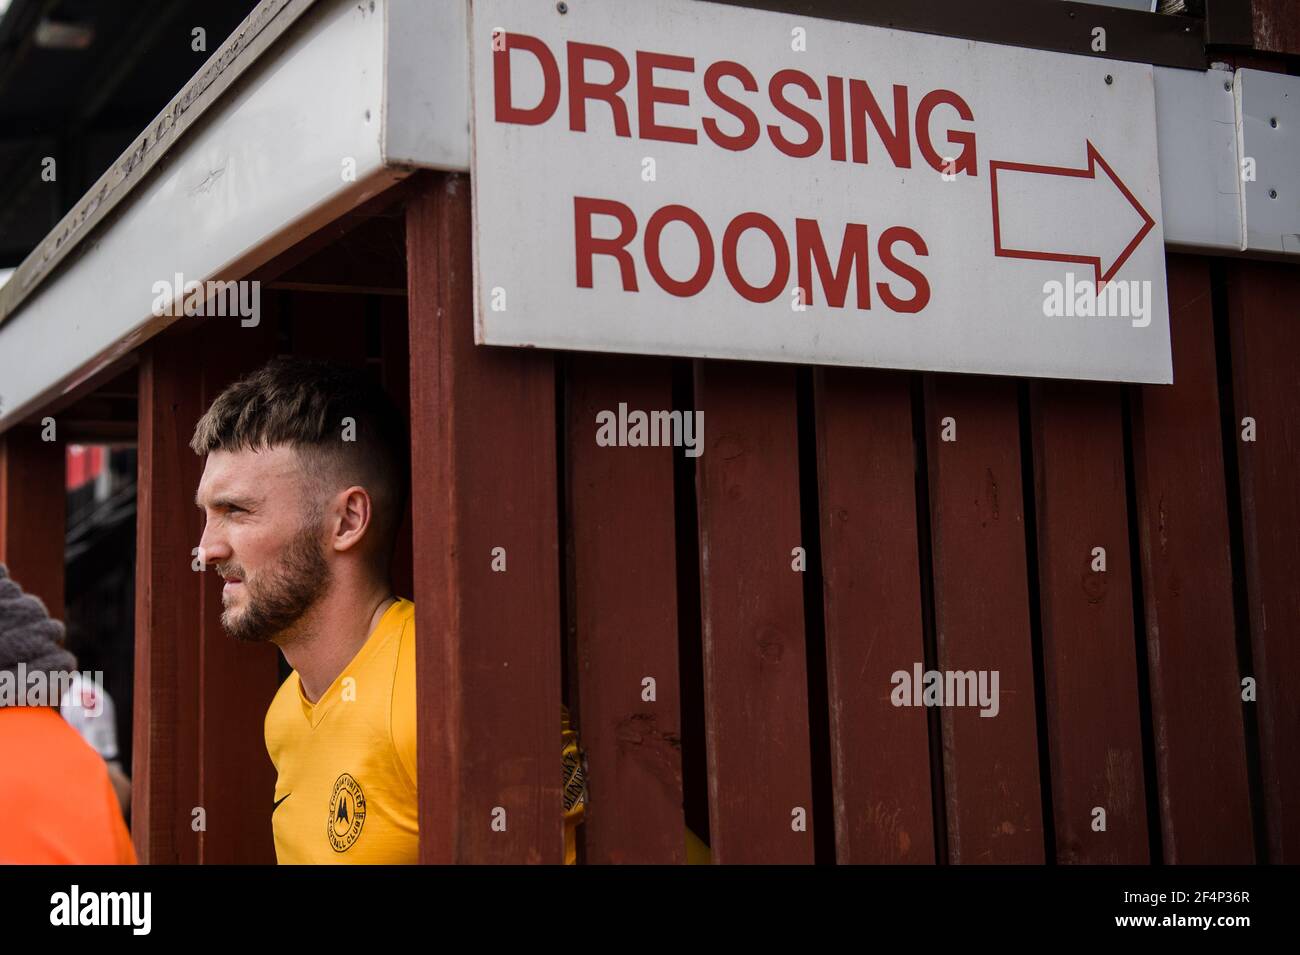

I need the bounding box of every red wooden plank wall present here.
[392,192,1290,863]
[1226,260,1300,862]
[1129,255,1254,863]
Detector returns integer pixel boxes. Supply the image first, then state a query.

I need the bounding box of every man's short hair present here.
[190,356,409,574]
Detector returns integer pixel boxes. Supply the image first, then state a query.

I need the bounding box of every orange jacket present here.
[0,706,136,864]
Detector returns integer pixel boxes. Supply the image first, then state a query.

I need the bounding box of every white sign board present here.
[469,0,1171,383]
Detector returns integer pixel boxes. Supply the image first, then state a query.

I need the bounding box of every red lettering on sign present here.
[490,36,979,177]
[703,61,760,152]
[636,51,697,144]
[876,226,930,312]
[827,75,847,162]
[768,69,823,159]
[849,80,910,168]
[567,42,631,135]
[574,198,931,313]
[796,219,871,309]
[723,212,790,303]
[916,89,978,176]
[493,33,560,125]
[645,204,714,296]
[574,196,639,291]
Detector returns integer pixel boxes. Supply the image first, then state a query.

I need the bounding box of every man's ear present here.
[331,486,373,554]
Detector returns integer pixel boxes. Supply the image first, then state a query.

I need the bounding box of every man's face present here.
[195,446,330,643]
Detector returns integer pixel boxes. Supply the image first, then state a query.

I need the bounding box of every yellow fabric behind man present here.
[265,598,585,864]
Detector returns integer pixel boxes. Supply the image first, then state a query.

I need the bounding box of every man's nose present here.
[197,521,232,568]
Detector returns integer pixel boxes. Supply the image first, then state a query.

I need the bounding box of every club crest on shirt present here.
[328,773,367,852]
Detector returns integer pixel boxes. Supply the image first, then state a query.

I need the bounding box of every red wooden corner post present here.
[407,173,565,864]
[0,425,65,622]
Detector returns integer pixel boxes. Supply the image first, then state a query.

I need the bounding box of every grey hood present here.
[0,564,77,699]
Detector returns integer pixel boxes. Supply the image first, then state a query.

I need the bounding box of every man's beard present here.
[217,523,330,644]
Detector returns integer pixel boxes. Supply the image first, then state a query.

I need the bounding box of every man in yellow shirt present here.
[260,594,583,863]
[191,357,702,864]
[191,357,587,863]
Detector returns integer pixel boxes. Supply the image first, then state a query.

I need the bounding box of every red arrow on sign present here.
[989,140,1155,289]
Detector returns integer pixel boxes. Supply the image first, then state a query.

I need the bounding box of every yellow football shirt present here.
[264,598,586,863]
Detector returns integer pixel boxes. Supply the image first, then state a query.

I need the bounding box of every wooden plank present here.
[1128,254,1254,862]
[194,312,282,864]
[694,359,814,864]
[924,374,1043,864]
[1226,259,1300,863]
[1029,381,1148,863]
[813,367,934,863]
[133,330,205,864]
[1252,0,1300,55]
[407,173,564,864]
[0,426,65,621]
[565,354,684,864]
